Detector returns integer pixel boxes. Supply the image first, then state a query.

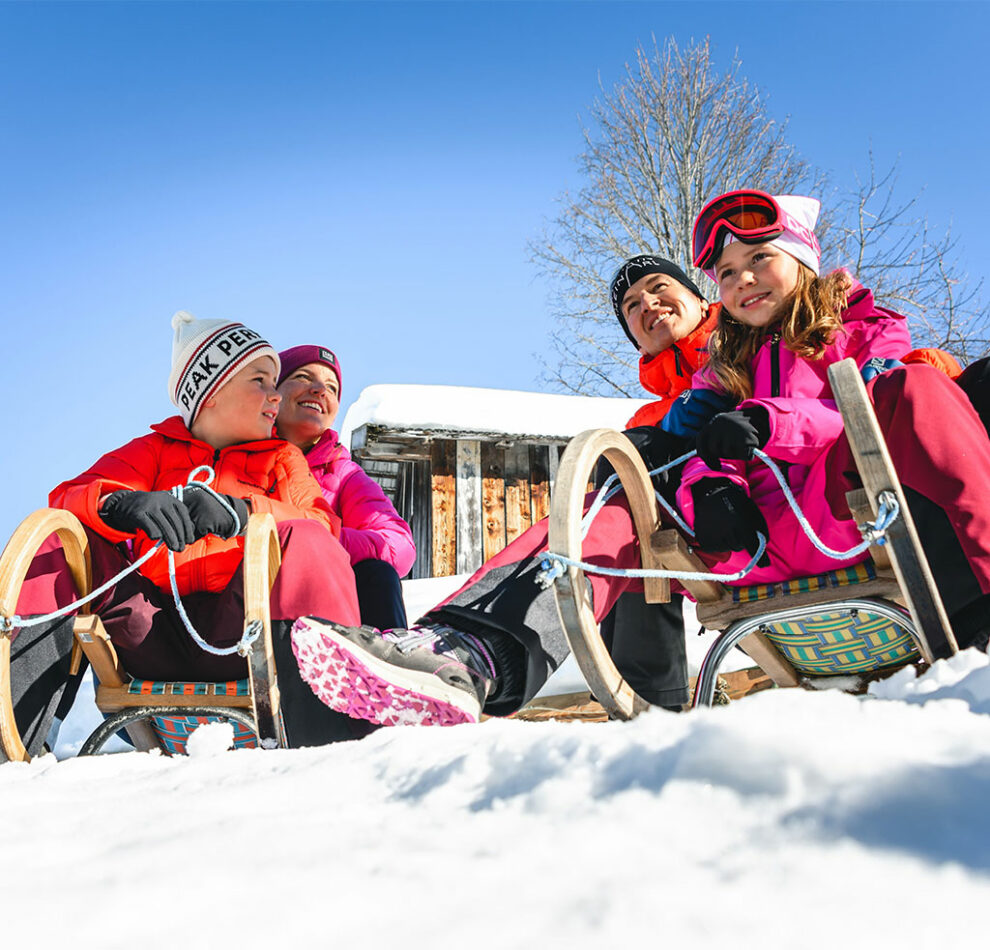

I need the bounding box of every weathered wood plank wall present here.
[481,443,506,562]
[430,442,456,578]
[503,444,532,543]
[362,437,573,579]
[455,440,483,574]
[530,445,551,524]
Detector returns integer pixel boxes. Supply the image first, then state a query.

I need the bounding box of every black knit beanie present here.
[609,255,705,348]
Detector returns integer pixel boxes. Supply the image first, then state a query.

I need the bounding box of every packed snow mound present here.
[185,720,235,757]
[869,647,990,712]
[4,652,990,947]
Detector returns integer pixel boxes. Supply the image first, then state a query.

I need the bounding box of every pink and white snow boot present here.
[290,618,496,726]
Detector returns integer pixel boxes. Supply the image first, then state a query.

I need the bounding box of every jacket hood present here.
[840,279,890,326]
[804,273,904,338]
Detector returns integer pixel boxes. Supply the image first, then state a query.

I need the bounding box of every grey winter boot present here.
[289,618,499,726]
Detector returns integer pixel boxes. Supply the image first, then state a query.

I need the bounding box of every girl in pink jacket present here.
[678,189,990,654]
[276,345,415,632]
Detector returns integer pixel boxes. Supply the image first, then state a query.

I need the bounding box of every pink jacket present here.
[676,280,912,585]
[305,429,417,577]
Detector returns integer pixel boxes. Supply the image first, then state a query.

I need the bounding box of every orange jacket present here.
[626,304,721,428]
[50,416,341,597]
[903,347,963,379]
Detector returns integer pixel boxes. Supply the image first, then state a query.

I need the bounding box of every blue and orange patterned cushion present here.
[126,678,258,754]
[760,609,918,675]
[151,714,258,755]
[126,679,250,697]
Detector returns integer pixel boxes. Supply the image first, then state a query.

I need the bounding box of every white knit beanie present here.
[168,311,280,426]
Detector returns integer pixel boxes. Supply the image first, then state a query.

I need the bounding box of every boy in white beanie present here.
[8,312,371,755]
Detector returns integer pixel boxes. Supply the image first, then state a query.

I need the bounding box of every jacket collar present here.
[303,428,343,467]
[637,303,720,396]
[150,415,287,452]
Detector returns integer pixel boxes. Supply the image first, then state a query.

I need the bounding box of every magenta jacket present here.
[305,429,416,577]
[676,279,912,585]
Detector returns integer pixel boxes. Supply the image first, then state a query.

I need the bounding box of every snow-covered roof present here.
[340,383,651,447]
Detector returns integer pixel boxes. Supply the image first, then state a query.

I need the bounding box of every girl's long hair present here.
[706,266,852,401]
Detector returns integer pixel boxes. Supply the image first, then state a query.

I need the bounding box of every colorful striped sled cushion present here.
[731,561,877,605]
[760,609,919,675]
[126,679,257,755]
[150,715,258,755]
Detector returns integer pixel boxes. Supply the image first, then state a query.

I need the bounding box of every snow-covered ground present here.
[4,576,990,948]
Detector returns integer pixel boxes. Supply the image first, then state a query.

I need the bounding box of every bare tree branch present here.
[532,37,988,393]
[829,151,990,362]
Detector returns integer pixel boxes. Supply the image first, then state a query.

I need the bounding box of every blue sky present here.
[1,0,987,541]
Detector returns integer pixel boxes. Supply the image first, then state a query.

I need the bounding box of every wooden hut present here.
[343,384,649,579]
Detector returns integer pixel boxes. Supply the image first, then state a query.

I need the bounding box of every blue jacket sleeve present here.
[660,387,737,439]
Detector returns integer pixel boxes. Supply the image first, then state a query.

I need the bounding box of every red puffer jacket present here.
[50,416,341,596]
[626,305,720,427]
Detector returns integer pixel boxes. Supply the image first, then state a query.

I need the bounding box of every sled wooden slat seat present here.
[689,540,919,676]
[549,359,956,719]
[649,510,906,630]
[99,676,252,710]
[0,509,286,762]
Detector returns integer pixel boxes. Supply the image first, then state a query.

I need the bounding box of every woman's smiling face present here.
[621,273,706,356]
[715,241,802,328]
[276,361,341,451]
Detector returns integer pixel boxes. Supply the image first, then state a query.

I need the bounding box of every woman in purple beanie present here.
[276,345,415,633]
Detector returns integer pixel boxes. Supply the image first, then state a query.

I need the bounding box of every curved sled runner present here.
[549,358,958,718]
[0,510,286,761]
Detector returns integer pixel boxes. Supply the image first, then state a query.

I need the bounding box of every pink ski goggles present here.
[692,189,818,271]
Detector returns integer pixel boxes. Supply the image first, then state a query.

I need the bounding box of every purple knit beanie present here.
[276,345,342,396]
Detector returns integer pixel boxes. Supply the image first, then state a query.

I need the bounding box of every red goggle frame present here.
[692,190,784,271]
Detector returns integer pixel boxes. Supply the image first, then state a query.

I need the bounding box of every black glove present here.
[183,488,250,540]
[696,407,771,471]
[691,479,770,567]
[594,425,691,505]
[99,490,197,552]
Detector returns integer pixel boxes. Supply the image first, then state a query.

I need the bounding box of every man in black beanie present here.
[595,254,730,709]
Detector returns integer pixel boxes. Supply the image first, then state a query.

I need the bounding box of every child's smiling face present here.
[715,241,802,328]
[193,356,281,448]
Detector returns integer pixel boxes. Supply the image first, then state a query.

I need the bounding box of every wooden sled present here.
[0,510,286,762]
[549,358,958,719]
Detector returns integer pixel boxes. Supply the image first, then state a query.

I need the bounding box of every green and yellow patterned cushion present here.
[760,608,918,675]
